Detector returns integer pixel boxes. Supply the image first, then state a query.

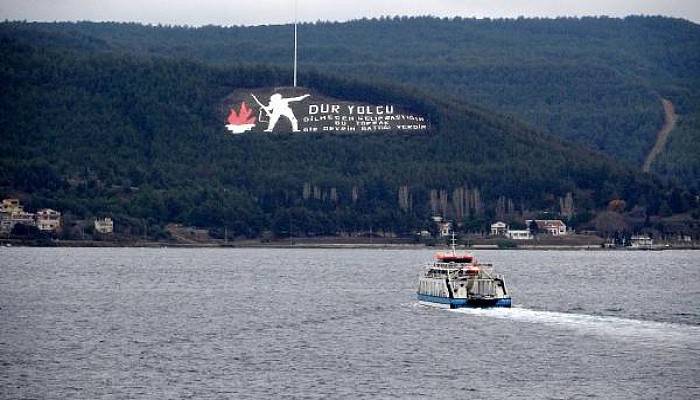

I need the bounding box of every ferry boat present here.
[417,236,511,308]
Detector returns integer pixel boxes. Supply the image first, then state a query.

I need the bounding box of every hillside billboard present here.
[222,87,429,134]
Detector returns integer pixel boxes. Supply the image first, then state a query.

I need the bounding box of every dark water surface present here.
[1,248,698,399]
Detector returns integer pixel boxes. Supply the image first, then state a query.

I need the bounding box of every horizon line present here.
[3,13,697,29]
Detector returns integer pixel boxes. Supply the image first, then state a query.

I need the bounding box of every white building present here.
[490,221,508,236]
[0,198,35,234]
[438,221,452,237]
[36,209,62,232]
[630,235,653,249]
[507,229,533,240]
[527,219,568,236]
[1,198,22,213]
[94,217,114,234]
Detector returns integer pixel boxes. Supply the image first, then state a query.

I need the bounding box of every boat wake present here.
[449,306,700,346]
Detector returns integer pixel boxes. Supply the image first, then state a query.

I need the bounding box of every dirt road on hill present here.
[643,99,678,173]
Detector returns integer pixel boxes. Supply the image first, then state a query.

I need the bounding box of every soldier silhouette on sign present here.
[252,93,310,132]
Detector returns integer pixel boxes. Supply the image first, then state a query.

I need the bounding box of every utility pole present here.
[293,0,298,87]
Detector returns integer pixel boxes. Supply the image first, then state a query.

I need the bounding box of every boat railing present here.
[423,261,501,281]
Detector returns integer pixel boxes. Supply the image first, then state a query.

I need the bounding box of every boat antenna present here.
[451,231,457,255]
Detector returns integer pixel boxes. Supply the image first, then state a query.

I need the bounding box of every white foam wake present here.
[450,306,700,346]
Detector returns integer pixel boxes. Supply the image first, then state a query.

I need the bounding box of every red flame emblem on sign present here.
[227,102,256,125]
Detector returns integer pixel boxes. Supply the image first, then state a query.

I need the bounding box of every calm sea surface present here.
[1,248,698,399]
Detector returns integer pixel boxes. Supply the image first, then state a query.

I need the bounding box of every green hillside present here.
[2,16,698,186]
[0,37,681,238]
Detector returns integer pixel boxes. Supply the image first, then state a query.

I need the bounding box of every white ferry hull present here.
[417,293,511,309]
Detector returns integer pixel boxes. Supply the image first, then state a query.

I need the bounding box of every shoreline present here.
[1,238,697,251]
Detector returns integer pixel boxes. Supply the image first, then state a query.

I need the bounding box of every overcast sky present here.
[1,0,699,26]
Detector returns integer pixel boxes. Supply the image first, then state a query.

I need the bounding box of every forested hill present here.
[1,16,698,186]
[0,37,679,238]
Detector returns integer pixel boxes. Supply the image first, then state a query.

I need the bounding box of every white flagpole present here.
[293,0,298,87]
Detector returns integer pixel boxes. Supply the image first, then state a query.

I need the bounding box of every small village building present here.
[438,221,452,237]
[527,219,568,236]
[36,209,62,232]
[0,212,36,234]
[676,234,692,242]
[431,216,453,237]
[94,217,114,234]
[0,198,35,234]
[12,211,35,225]
[630,235,653,249]
[0,217,13,235]
[490,221,508,236]
[507,230,533,240]
[1,198,23,213]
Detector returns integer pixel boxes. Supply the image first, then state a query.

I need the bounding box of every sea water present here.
[1,248,698,399]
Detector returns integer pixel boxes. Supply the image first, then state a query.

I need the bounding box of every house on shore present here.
[490,221,508,236]
[527,219,568,236]
[431,217,452,237]
[1,198,36,234]
[94,217,114,234]
[630,235,653,249]
[438,221,452,237]
[36,209,62,232]
[1,198,22,213]
[490,220,532,239]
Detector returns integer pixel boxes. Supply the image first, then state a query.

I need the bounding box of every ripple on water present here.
[0,247,698,400]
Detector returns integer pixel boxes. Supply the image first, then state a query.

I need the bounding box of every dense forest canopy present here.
[1,16,698,186]
[0,17,698,238]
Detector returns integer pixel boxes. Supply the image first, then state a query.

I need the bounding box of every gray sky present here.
[1,0,699,26]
